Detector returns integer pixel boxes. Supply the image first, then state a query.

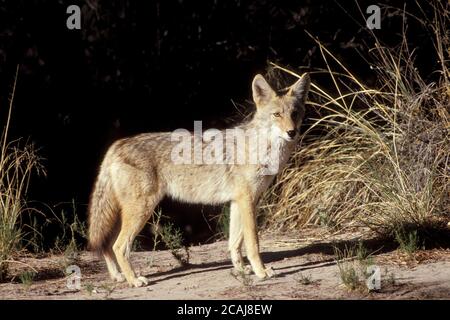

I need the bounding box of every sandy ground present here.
[1,228,450,300]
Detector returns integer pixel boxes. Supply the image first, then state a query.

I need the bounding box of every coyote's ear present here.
[252,74,275,106]
[289,73,310,105]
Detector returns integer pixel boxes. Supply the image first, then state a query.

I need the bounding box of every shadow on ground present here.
[143,228,450,285]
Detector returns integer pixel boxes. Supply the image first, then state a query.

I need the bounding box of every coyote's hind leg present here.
[104,247,125,282]
[113,201,157,287]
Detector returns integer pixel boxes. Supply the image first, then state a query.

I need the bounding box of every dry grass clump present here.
[260,1,449,242]
[0,67,43,281]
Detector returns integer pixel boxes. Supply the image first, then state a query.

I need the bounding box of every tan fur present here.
[88,73,310,287]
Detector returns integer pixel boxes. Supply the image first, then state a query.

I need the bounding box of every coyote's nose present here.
[287,130,296,138]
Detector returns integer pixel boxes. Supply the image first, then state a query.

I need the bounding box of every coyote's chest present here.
[250,139,294,200]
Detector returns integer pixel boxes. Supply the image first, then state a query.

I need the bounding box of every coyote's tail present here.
[88,165,119,253]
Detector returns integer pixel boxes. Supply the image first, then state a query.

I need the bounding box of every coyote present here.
[88,73,310,287]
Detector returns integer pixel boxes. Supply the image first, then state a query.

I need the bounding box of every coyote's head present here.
[251,73,310,141]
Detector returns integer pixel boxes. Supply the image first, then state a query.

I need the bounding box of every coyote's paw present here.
[244,265,253,275]
[231,265,252,276]
[129,276,149,288]
[264,267,275,278]
[112,273,125,283]
[255,267,275,280]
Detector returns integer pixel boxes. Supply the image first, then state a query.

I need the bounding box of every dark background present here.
[0,0,439,246]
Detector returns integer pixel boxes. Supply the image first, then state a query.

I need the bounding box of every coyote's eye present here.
[273,112,281,118]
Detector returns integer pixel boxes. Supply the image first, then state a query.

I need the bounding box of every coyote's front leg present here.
[228,201,251,275]
[235,186,274,279]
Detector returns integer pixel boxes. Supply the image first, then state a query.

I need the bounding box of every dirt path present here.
[1,229,450,299]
